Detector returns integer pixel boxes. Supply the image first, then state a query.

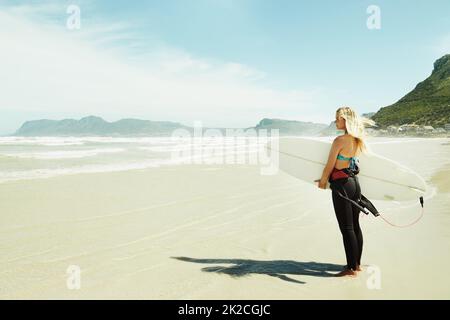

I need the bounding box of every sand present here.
[0,138,449,299]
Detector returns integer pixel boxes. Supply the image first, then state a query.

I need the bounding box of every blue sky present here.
[0,0,449,134]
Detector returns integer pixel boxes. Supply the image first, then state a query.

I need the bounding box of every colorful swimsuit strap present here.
[336,154,354,161]
[336,154,359,171]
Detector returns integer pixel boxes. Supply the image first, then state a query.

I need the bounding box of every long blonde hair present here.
[336,106,377,155]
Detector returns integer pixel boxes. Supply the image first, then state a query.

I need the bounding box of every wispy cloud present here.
[0,2,323,128]
[1,1,64,16]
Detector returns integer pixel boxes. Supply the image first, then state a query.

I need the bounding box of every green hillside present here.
[372,54,450,128]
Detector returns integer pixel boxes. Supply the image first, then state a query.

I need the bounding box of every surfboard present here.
[265,137,427,201]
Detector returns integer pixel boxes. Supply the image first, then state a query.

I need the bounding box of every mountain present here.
[252,118,328,136]
[315,112,377,136]
[317,121,345,136]
[14,116,190,136]
[362,112,376,119]
[372,54,450,128]
[13,116,331,137]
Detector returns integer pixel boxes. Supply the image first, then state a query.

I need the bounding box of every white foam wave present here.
[3,148,125,159]
[0,148,265,183]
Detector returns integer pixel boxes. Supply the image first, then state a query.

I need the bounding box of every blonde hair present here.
[336,106,377,154]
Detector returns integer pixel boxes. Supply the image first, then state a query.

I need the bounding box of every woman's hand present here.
[316,178,328,189]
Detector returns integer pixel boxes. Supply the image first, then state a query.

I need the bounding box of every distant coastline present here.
[7,115,449,138]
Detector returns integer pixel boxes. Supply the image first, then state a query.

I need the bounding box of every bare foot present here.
[334,267,357,277]
[356,265,363,272]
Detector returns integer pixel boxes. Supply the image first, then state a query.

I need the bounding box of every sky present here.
[0,0,449,134]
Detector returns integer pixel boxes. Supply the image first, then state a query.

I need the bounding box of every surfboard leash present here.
[377,196,425,228]
[333,183,425,228]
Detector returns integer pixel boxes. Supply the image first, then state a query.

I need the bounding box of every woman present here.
[317,107,376,277]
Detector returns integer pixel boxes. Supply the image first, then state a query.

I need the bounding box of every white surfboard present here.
[265,137,427,201]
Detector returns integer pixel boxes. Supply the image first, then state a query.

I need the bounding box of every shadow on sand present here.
[172,257,343,284]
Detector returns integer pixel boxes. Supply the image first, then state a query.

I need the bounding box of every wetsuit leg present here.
[352,178,363,266]
[331,177,362,270]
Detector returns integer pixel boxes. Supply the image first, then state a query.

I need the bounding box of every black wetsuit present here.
[331,175,363,270]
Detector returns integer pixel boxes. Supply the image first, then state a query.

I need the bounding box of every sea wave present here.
[0,137,86,146]
[0,155,198,183]
[3,148,125,159]
[0,147,264,183]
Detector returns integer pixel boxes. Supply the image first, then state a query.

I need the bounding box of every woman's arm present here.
[317,137,342,189]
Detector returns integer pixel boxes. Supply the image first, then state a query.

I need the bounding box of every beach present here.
[0,137,449,299]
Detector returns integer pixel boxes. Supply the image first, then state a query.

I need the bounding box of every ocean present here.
[0,136,271,183]
[0,135,447,184]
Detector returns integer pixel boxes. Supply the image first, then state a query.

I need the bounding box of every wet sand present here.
[0,138,449,299]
